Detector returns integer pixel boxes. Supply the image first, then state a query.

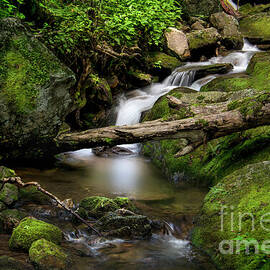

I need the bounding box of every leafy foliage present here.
[0,0,25,19]
[33,0,182,55]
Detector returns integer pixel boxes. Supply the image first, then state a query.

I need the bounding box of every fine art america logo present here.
[219,206,270,255]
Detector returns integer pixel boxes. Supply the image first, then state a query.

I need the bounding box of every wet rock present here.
[175,63,233,81]
[210,12,243,50]
[29,239,68,270]
[0,255,34,270]
[77,196,136,219]
[9,217,62,251]
[165,28,190,59]
[93,146,134,157]
[144,52,182,78]
[0,183,18,206]
[187,28,221,57]
[0,18,76,162]
[95,211,152,239]
[0,209,27,234]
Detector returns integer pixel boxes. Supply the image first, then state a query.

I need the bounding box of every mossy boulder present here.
[9,217,62,251]
[144,52,182,78]
[0,18,76,162]
[127,70,154,87]
[95,211,152,239]
[19,186,51,205]
[187,28,221,57]
[210,12,243,50]
[0,183,18,206]
[0,201,6,212]
[192,161,270,269]
[0,166,16,179]
[0,209,27,234]
[29,239,68,270]
[78,196,136,219]
[239,11,270,44]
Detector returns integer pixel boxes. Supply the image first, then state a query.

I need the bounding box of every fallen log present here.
[56,93,270,155]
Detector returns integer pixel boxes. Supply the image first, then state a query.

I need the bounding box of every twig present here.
[0,177,102,236]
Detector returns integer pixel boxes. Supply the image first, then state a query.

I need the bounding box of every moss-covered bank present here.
[192,162,270,269]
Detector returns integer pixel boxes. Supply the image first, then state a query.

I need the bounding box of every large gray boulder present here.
[0,18,76,161]
[210,12,243,49]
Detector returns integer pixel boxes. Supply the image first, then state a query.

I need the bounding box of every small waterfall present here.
[115,39,259,152]
[167,69,197,87]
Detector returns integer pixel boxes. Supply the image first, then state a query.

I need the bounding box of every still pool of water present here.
[14,151,214,270]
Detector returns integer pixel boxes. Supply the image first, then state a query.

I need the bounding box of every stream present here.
[14,39,259,270]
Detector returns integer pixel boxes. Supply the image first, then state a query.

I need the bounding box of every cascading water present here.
[115,39,260,152]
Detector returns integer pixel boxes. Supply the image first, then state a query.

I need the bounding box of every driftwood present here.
[56,93,270,156]
[0,177,101,236]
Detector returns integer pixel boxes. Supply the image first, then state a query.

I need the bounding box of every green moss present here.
[192,161,270,269]
[29,239,67,270]
[0,28,64,114]
[239,3,270,16]
[9,217,62,251]
[78,196,136,219]
[240,13,270,40]
[144,126,270,186]
[145,52,182,71]
[187,28,220,51]
[0,183,18,206]
[18,186,50,205]
[227,93,270,118]
[0,166,16,180]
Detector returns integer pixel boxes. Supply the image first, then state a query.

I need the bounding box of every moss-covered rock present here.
[127,70,154,87]
[0,209,27,234]
[9,217,62,251]
[144,52,182,78]
[29,239,68,270]
[201,52,270,92]
[0,18,76,162]
[0,183,18,206]
[95,211,152,239]
[78,196,136,219]
[192,161,270,269]
[187,28,221,56]
[239,11,270,44]
[0,166,16,179]
[19,186,51,205]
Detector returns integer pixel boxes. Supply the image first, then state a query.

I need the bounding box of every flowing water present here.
[13,39,259,270]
